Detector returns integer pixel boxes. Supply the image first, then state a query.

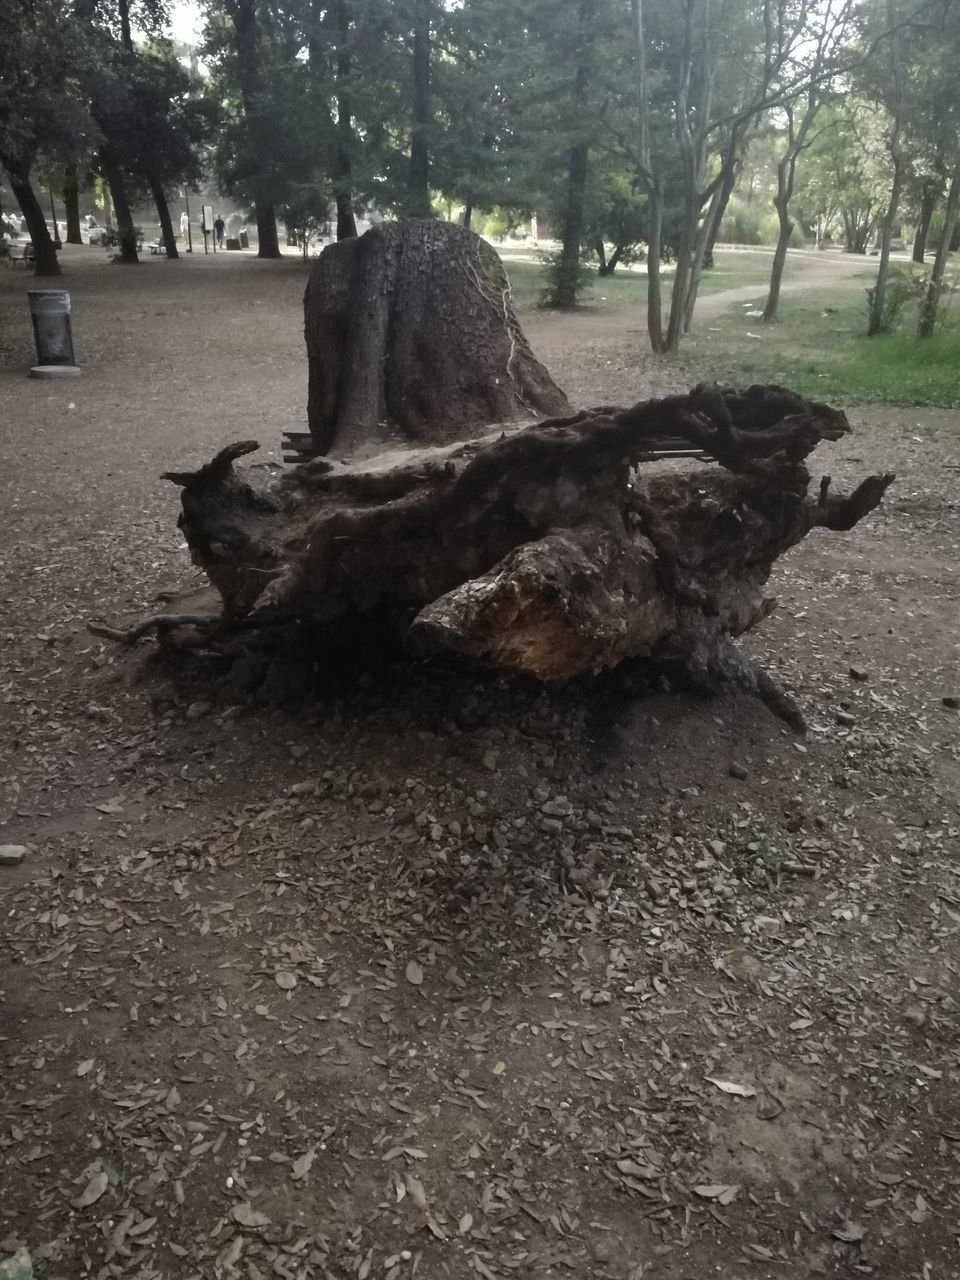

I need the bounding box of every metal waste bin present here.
[27,289,78,376]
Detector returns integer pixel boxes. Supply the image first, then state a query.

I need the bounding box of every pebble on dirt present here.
[0,846,26,866]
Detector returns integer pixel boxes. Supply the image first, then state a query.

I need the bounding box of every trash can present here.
[27,289,79,377]
[239,230,249,249]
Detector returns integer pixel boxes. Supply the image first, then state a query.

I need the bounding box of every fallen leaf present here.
[492,1061,506,1075]
[72,1170,108,1209]
[616,1158,659,1179]
[274,971,297,990]
[76,1059,95,1078]
[832,1219,866,1243]
[459,1212,473,1234]
[693,1183,739,1205]
[231,1202,271,1229]
[875,1171,903,1186]
[290,1148,315,1181]
[405,959,423,986]
[404,1173,428,1209]
[706,1077,756,1098]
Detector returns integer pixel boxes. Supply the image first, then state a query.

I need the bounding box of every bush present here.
[538,247,594,308]
[865,264,926,333]
[719,196,806,248]
[719,196,766,245]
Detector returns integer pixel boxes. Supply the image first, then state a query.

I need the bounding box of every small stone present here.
[186,700,212,720]
[849,666,869,681]
[539,817,564,835]
[0,845,26,867]
[728,762,749,780]
[591,990,612,1006]
[835,710,856,726]
[942,696,959,710]
[904,1004,927,1028]
[482,749,500,772]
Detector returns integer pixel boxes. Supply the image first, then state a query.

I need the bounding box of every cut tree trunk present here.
[103,383,894,731]
[304,220,570,456]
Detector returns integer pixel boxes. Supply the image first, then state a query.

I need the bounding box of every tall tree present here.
[0,0,93,274]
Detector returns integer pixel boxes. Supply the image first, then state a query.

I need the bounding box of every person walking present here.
[180,211,189,244]
[214,214,226,249]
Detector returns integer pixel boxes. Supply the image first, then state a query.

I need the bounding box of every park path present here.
[522,247,874,371]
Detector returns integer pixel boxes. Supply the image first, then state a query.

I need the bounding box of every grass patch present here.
[501,249,779,312]
[689,277,960,410]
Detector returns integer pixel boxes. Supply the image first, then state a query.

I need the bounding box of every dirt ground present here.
[1,245,958,1280]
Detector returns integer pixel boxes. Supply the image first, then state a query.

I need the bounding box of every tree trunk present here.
[102,151,139,263]
[867,159,904,336]
[552,142,589,307]
[665,184,697,352]
[867,23,903,338]
[682,184,722,333]
[139,383,892,732]
[334,0,358,240]
[764,203,792,323]
[462,203,472,230]
[407,0,432,218]
[8,171,60,276]
[918,160,960,338]
[304,220,570,455]
[64,165,83,244]
[912,183,936,263]
[256,202,281,258]
[551,0,595,309]
[645,184,666,352]
[597,243,624,276]
[150,174,179,259]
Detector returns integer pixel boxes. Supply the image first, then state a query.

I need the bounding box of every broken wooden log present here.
[88,382,893,731]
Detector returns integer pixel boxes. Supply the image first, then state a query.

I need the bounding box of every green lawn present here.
[500,249,780,312]
[687,279,960,410]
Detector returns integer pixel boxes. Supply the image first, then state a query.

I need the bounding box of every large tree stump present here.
[131,383,894,730]
[304,220,570,456]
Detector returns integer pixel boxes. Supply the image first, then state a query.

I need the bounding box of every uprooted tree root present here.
[90,383,894,731]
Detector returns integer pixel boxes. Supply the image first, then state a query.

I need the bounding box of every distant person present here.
[214,214,225,248]
[180,211,189,243]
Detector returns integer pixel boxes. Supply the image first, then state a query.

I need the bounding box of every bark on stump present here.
[114,383,895,731]
[304,220,570,456]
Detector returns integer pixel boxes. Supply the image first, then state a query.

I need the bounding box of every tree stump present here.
[130,383,894,730]
[303,220,570,456]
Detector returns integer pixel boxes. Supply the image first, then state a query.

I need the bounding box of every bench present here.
[280,430,718,468]
[148,240,167,255]
[1,240,35,267]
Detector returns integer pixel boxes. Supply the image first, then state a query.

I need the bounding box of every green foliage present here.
[864,263,925,334]
[694,278,960,409]
[0,0,97,177]
[720,194,805,247]
[537,246,595,308]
